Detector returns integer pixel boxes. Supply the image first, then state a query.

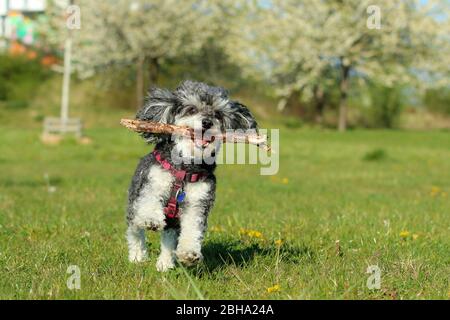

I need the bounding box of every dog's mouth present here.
[194,136,216,149]
[193,129,217,149]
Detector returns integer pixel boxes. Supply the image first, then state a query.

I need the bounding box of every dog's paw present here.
[156,255,175,272]
[176,250,203,266]
[128,249,148,263]
[134,215,166,232]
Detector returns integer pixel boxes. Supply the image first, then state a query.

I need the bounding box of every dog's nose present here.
[202,118,213,130]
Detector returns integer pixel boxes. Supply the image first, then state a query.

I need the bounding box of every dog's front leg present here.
[132,166,174,231]
[156,228,179,272]
[126,224,148,263]
[133,202,166,231]
[176,181,214,266]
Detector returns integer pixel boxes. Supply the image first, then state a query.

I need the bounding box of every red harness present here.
[153,150,206,220]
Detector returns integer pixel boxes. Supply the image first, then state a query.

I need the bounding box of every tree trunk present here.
[338,64,350,132]
[285,89,306,117]
[313,84,325,124]
[148,57,159,88]
[136,54,145,109]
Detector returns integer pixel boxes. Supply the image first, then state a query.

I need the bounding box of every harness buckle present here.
[164,201,179,219]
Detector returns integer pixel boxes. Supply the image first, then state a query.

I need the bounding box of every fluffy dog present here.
[126,80,258,271]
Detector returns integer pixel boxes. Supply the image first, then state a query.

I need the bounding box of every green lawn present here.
[0,127,449,299]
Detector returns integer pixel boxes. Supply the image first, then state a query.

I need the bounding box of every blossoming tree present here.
[45,0,215,107]
[226,0,450,130]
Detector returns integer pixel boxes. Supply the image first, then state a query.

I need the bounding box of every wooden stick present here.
[120,119,193,137]
[120,118,272,152]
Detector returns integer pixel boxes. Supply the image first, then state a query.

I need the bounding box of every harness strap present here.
[152,150,205,220]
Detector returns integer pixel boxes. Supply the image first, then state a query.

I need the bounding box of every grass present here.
[0,126,449,299]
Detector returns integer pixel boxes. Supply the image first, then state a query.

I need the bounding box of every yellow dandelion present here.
[431,186,441,192]
[282,178,289,184]
[400,230,410,238]
[248,230,263,238]
[240,228,264,239]
[430,186,441,197]
[267,284,281,293]
[275,239,283,247]
[239,228,248,235]
[210,226,223,233]
[270,176,279,183]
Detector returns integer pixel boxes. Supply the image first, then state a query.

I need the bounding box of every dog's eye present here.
[184,106,197,116]
[214,112,223,120]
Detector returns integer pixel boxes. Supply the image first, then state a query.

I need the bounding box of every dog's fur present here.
[126,80,258,271]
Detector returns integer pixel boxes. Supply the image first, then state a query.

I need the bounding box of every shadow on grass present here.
[193,238,315,275]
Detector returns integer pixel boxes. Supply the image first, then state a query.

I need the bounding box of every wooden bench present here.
[43,117,83,138]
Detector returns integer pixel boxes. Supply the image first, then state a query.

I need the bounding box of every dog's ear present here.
[137,87,175,123]
[222,101,258,131]
[136,87,175,143]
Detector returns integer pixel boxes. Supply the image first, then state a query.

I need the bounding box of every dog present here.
[126,80,258,271]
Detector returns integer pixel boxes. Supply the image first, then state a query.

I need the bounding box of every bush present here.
[364,83,404,128]
[362,148,388,162]
[0,54,50,109]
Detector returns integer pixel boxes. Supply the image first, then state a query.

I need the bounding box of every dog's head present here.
[136,80,258,162]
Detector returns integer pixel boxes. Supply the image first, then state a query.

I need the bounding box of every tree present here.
[44,0,215,107]
[226,0,450,130]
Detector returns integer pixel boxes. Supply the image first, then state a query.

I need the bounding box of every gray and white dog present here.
[126,80,258,271]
